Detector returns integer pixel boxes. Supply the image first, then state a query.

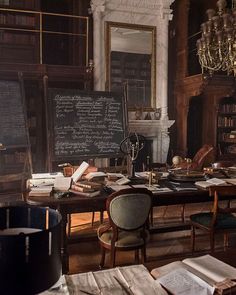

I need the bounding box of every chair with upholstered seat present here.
[190,185,236,253]
[97,188,153,268]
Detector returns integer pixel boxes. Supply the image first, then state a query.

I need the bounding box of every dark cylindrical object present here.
[0,205,62,295]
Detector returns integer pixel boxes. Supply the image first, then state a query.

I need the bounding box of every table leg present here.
[60,210,69,274]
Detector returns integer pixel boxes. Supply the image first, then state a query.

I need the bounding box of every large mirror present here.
[105,22,156,110]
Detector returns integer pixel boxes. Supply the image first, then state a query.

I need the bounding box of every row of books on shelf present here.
[219,131,236,141]
[226,144,236,154]
[218,117,236,128]
[0,13,35,27]
[220,103,236,113]
[0,0,37,10]
[0,31,37,44]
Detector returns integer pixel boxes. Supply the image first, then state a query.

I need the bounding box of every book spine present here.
[71,184,94,193]
[75,182,93,189]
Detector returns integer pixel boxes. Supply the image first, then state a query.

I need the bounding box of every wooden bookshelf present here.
[0,8,39,63]
[0,0,40,10]
[217,97,236,159]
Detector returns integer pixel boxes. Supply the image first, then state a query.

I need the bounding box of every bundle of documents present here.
[28,172,64,196]
[29,172,63,187]
[28,186,53,197]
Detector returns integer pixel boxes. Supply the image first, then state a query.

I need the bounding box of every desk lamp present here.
[0,205,62,295]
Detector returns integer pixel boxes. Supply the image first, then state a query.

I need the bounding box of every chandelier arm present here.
[196,0,236,76]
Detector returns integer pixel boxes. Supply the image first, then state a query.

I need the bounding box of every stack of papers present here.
[41,264,168,295]
[29,172,63,187]
[32,172,63,179]
[28,172,64,196]
[28,186,52,197]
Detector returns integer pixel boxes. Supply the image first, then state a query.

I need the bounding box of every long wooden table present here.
[26,181,236,274]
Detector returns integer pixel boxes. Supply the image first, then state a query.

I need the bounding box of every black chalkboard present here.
[46,89,127,161]
[0,80,28,148]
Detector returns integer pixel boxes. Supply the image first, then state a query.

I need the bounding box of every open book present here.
[195,178,227,189]
[151,255,236,295]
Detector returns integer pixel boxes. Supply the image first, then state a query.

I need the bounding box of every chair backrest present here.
[106,188,153,231]
[192,144,214,169]
[209,185,236,216]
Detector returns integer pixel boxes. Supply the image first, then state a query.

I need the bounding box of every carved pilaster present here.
[90,0,106,90]
[90,0,105,16]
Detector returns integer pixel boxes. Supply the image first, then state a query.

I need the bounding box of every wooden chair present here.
[175,144,215,223]
[97,188,153,268]
[177,144,215,170]
[190,185,236,253]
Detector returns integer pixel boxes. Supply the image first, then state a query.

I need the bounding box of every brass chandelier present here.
[196,0,236,76]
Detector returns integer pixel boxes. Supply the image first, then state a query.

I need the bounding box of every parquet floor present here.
[68,201,236,274]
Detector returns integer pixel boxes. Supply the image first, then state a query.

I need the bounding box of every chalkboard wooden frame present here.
[44,82,128,169]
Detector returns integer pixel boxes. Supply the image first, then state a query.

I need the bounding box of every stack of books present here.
[70,181,102,197]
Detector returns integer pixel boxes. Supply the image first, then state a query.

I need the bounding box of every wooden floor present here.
[68,201,236,274]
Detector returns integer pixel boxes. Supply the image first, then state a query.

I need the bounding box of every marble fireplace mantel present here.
[90,0,176,164]
[129,119,174,163]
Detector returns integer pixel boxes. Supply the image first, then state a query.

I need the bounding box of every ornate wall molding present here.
[90,0,105,11]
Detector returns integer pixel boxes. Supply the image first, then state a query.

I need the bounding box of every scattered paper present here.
[156,268,215,295]
[54,176,72,191]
